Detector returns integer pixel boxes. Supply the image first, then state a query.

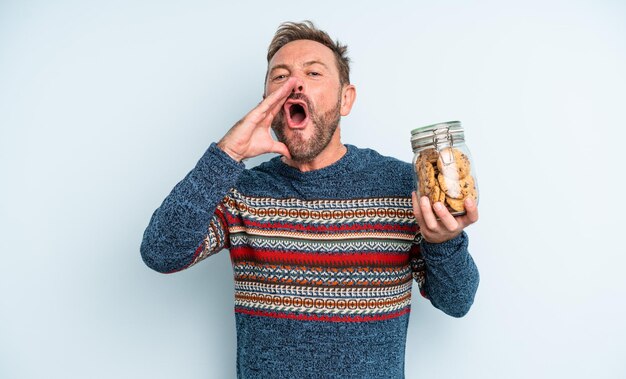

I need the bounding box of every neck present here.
[282,128,346,172]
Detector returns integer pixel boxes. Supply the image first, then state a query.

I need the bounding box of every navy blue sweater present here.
[141,143,479,378]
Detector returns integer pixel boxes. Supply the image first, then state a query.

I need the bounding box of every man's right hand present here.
[217,78,297,162]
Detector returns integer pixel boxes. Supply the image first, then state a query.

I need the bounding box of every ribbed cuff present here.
[189,142,246,191]
[201,142,245,169]
[420,231,469,263]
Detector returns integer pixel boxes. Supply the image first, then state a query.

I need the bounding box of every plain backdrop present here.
[1,1,625,378]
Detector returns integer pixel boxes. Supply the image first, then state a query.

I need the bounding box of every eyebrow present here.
[269,60,330,74]
[303,60,329,69]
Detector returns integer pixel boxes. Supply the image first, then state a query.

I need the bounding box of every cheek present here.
[312,90,338,110]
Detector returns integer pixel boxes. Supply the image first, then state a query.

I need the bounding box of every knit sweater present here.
[141,143,479,379]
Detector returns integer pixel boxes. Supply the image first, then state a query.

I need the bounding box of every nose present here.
[291,78,305,93]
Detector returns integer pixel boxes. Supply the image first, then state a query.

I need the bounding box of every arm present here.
[411,192,480,317]
[140,144,244,273]
[418,232,479,317]
[140,78,298,273]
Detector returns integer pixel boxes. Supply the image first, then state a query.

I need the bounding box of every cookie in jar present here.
[411,121,479,216]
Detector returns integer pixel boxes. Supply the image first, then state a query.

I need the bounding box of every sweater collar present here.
[268,144,361,181]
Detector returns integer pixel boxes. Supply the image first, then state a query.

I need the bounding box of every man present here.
[141,21,479,378]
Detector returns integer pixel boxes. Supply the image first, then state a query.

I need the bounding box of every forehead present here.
[269,39,337,71]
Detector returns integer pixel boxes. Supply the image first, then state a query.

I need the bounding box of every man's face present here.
[266,40,344,162]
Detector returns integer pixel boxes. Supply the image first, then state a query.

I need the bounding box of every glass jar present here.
[410,121,479,216]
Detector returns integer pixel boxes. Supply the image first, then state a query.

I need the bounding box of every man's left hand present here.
[411,192,479,244]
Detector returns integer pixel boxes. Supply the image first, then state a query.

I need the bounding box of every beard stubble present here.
[271,92,342,163]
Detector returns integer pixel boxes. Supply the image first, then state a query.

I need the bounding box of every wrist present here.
[420,231,468,262]
[422,231,460,244]
[217,140,245,162]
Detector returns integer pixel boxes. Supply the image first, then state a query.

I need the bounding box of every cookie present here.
[438,185,446,203]
[437,147,471,180]
[417,148,439,166]
[445,196,466,212]
[445,185,478,214]
[418,161,437,195]
[467,186,478,201]
[419,183,430,198]
[438,173,462,199]
[428,184,441,204]
[459,175,477,199]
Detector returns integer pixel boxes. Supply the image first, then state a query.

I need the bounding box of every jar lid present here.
[410,121,465,150]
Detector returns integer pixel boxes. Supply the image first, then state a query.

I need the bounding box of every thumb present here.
[270,141,291,159]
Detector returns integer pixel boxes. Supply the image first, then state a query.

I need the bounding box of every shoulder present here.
[350,146,413,174]
[234,156,293,197]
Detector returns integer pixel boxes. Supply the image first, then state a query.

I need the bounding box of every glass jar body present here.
[411,122,479,216]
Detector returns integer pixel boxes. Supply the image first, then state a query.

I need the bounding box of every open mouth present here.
[284,100,309,128]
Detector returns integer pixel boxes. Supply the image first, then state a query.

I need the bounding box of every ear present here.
[340,84,356,116]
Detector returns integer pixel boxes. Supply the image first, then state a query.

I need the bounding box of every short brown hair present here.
[267,21,351,85]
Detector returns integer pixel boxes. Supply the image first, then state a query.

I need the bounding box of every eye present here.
[308,71,321,77]
[272,74,288,81]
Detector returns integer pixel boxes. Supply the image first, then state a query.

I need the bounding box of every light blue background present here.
[1,1,624,378]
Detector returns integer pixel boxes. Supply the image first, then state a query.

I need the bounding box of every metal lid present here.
[411,121,465,151]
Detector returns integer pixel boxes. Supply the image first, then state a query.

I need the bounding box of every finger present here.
[464,197,479,223]
[254,78,297,116]
[411,191,425,228]
[269,141,291,158]
[264,94,288,123]
[459,197,479,226]
[432,201,459,231]
[456,197,479,229]
[247,80,296,126]
[420,196,439,230]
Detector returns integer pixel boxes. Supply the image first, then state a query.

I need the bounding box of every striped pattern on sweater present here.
[192,189,427,322]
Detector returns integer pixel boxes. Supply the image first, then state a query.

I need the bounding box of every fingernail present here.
[420,196,429,206]
[434,202,443,211]
[465,197,475,207]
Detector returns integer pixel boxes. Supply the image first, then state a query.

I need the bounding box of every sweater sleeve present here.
[140,143,245,273]
[418,231,480,317]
